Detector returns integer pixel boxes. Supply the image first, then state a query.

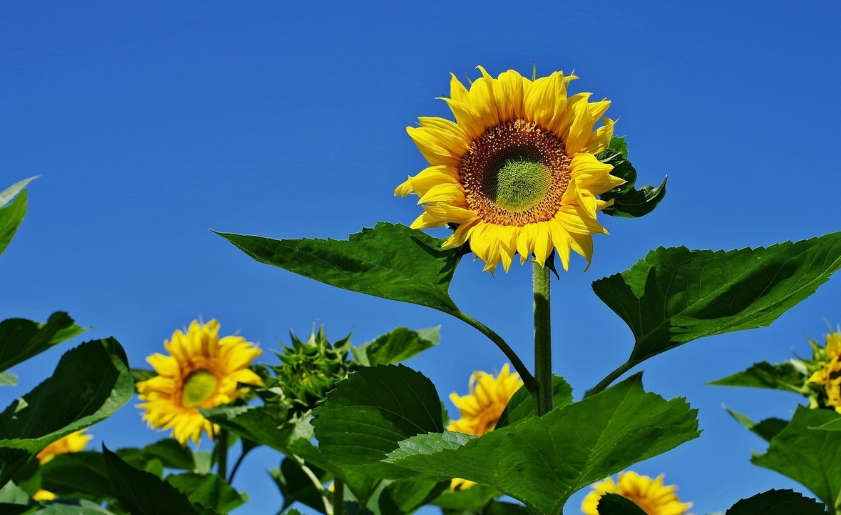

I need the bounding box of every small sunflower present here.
[582,471,692,515]
[137,320,264,445]
[34,430,92,501]
[808,330,841,411]
[396,66,624,273]
[448,364,523,490]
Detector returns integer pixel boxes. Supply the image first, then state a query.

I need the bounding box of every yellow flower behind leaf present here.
[581,471,692,515]
[34,430,92,502]
[396,66,624,273]
[808,330,841,411]
[448,364,523,490]
[137,320,264,445]
[36,430,91,464]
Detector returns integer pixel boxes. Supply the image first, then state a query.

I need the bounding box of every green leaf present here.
[386,374,699,514]
[166,473,247,513]
[482,500,530,515]
[372,479,446,515]
[216,222,463,315]
[351,327,441,367]
[724,408,787,442]
[0,313,86,373]
[270,459,328,514]
[593,232,841,371]
[597,493,648,515]
[496,376,573,429]
[312,365,445,479]
[102,446,218,515]
[0,481,30,503]
[0,338,133,454]
[709,361,806,393]
[752,407,841,512]
[0,177,37,258]
[430,484,500,511]
[37,501,117,515]
[138,439,196,472]
[596,138,666,218]
[724,489,827,514]
[40,452,112,502]
[0,374,17,387]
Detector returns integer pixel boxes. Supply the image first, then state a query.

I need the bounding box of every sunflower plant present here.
[211,66,841,514]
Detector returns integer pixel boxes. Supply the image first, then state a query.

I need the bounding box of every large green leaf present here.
[40,452,112,502]
[496,376,573,429]
[351,327,440,367]
[166,473,247,513]
[0,313,86,374]
[724,408,787,442]
[593,232,841,371]
[0,177,37,258]
[102,447,218,515]
[312,365,444,479]
[386,374,699,515]
[709,361,806,393]
[752,407,841,513]
[216,222,462,314]
[0,338,133,454]
[597,493,647,515]
[724,489,827,515]
[596,137,666,218]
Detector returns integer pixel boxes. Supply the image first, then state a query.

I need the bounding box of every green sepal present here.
[596,137,666,218]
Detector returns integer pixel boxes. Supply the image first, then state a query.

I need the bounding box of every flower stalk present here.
[534,263,553,416]
[333,480,344,515]
[216,429,229,480]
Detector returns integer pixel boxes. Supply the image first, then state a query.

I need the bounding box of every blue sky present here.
[1,1,840,513]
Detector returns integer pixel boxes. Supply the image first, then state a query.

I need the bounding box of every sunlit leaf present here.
[0,313,86,374]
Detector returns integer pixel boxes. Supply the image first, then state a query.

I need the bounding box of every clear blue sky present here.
[2,2,840,513]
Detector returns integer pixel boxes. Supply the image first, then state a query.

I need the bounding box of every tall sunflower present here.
[448,364,523,490]
[808,330,841,410]
[396,67,624,273]
[137,320,264,445]
[581,471,692,515]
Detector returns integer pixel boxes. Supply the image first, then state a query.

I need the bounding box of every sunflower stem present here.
[453,310,539,403]
[216,429,229,481]
[533,262,553,416]
[333,480,345,515]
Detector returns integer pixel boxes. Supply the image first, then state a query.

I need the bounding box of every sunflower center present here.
[182,370,218,407]
[459,119,570,226]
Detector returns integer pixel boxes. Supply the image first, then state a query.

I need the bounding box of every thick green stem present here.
[333,480,345,515]
[216,430,229,480]
[533,263,553,416]
[453,310,539,406]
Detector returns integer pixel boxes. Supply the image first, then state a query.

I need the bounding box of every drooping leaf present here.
[709,361,806,393]
[102,446,218,515]
[39,452,112,502]
[0,338,133,454]
[371,479,446,515]
[593,232,841,372]
[0,177,38,258]
[0,313,86,373]
[596,137,666,218]
[270,458,329,514]
[312,365,444,479]
[137,439,196,472]
[166,473,248,513]
[351,327,441,367]
[752,407,841,512]
[216,222,463,315]
[0,374,17,387]
[386,374,699,514]
[496,376,573,429]
[724,408,787,442]
[724,489,827,515]
[597,493,648,515]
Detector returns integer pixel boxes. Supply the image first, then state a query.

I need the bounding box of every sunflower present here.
[448,364,523,490]
[808,330,841,411]
[396,67,624,273]
[581,471,692,515]
[33,430,92,501]
[137,320,264,445]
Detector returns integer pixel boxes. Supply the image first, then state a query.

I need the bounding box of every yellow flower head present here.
[137,320,264,445]
[448,364,523,491]
[582,471,692,515]
[808,330,841,411]
[36,430,91,465]
[581,471,692,515]
[396,66,624,273]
